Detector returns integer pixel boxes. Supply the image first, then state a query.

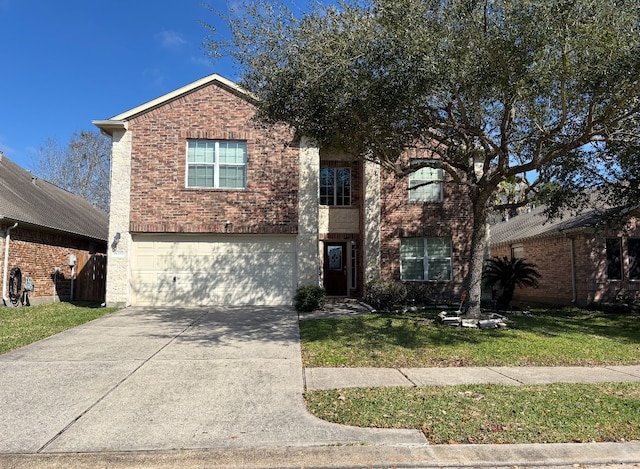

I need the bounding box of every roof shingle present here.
[0,154,108,241]
[490,204,603,246]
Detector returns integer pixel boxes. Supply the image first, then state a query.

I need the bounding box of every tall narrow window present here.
[320,168,351,206]
[606,238,623,280]
[400,238,452,281]
[409,161,443,202]
[628,239,640,280]
[187,140,246,189]
[351,241,357,290]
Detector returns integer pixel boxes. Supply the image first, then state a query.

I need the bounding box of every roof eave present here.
[0,216,107,242]
[92,119,127,137]
[490,226,591,247]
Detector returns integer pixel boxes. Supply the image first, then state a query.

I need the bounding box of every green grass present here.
[305,382,640,444]
[302,308,640,444]
[300,308,640,367]
[0,302,119,354]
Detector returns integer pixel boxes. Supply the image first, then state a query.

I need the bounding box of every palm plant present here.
[483,257,541,308]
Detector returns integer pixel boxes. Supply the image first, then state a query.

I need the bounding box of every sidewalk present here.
[305,365,640,390]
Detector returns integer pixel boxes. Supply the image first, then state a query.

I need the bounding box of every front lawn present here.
[302,308,640,444]
[0,302,119,354]
[300,308,640,367]
[306,382,640,444]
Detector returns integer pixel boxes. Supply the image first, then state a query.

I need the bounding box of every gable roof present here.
[93,74,252,135]
[0,154,108,242]
[490,204,604,246]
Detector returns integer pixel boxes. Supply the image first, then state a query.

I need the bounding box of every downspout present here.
[2,222,18,305]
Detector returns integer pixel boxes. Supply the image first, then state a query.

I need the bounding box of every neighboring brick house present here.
[94,74,473,307]
[490,204,640,307]
[0,154,108,306]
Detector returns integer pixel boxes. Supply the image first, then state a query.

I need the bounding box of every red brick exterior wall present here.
[127,83,300,235]
[0,225,106,304]
[491,216,640,306]
[492,236,574,305]
[379,162,474,301]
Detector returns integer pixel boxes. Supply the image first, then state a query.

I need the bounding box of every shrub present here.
[365,280,407,311]
[294,285,326,312]
[403,282,434,305]
[483,256,540,308]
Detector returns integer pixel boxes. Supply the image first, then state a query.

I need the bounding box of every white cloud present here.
[190,55,212,67]
[156,30,187,49]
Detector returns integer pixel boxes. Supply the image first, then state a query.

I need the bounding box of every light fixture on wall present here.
[111,232,121,251]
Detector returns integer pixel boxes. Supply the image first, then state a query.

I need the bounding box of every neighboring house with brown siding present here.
[94,74,473,307]
[490,204,640,307]
[0,154,108,306]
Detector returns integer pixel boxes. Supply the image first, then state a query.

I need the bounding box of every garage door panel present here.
[159,238,296,253]
[168,253,293,271]
[131,235,296,307]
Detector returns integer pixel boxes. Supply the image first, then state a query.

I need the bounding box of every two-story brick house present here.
[94,74,472,307]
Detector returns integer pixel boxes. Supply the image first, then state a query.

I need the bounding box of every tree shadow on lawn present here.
[300,309,640,350]
[301,313,502,350]
[509,309,640,343]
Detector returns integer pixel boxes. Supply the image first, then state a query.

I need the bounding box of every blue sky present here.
[0,0,238,171]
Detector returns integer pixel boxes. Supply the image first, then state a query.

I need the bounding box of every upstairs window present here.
[409,161,443,202]
[320,167,351,206]
[187,140,246,189]
[400,237,452,281]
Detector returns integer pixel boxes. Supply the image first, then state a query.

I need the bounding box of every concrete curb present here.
[3,442,640,468]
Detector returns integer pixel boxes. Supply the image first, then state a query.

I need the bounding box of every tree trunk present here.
[464,195,490,319]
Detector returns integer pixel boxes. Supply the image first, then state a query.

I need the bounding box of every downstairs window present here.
[400,237,452,281]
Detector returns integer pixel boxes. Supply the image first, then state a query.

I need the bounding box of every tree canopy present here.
[206,0,640,315]
[34,130,111,212]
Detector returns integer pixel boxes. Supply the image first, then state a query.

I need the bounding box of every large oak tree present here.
[206,0,640,316]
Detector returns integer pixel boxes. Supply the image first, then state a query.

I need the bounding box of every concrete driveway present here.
[0,307,425,454]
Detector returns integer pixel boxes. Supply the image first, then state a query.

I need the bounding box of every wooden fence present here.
[75,252,107,302]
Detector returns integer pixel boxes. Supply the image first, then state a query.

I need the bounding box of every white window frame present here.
[320,167,351,206]
[400,237,452,281]
[408,160,443,202]
[186,139,247,189]
[511,245,524,259]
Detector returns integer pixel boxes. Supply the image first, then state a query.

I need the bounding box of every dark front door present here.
[324,242,348,296]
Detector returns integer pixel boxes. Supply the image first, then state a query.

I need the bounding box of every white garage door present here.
[131,235,297,306]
